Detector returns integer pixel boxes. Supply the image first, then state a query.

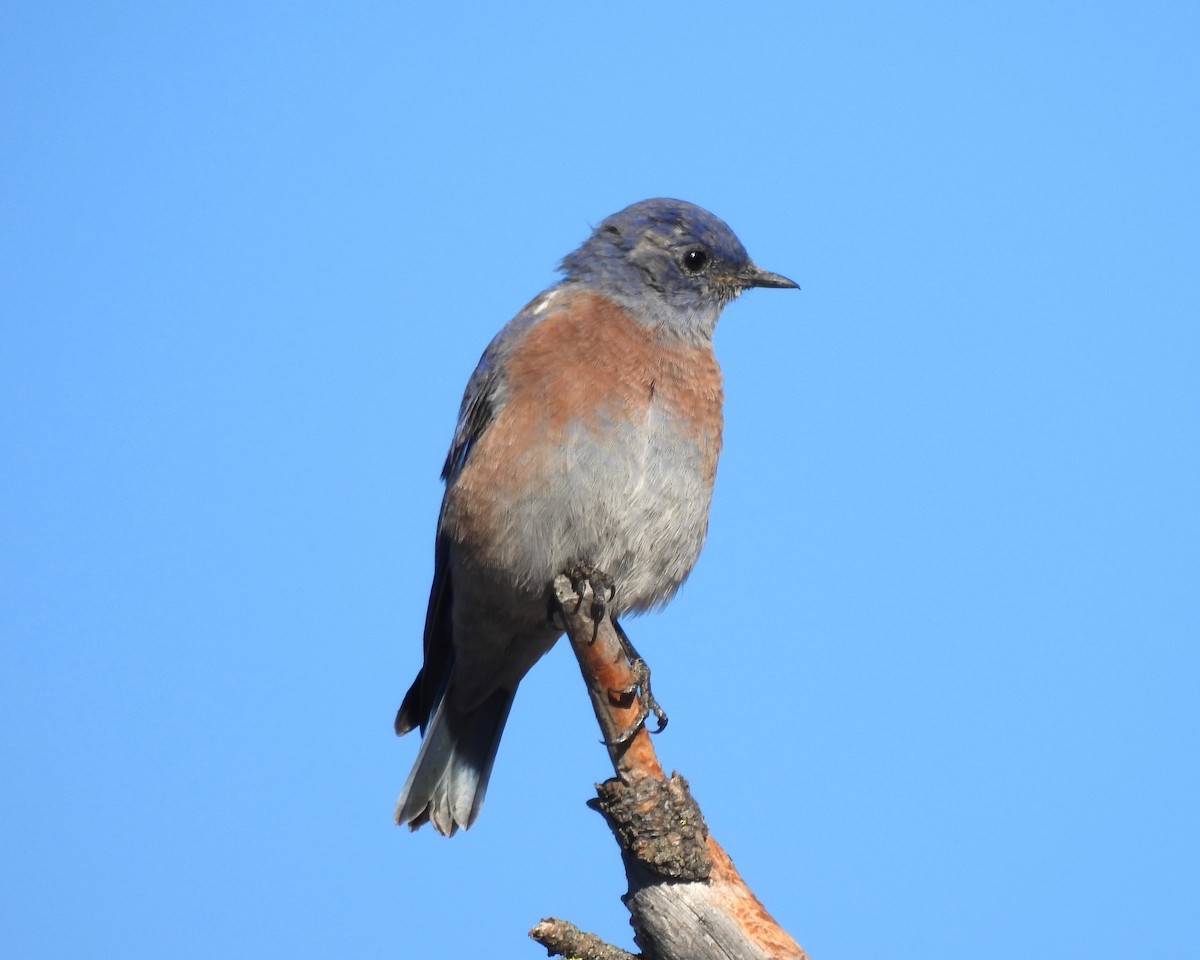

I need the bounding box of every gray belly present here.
[492,403,717,613]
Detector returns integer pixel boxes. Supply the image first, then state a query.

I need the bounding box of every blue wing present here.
[441,357,500,482]
[396,305,543,736]
[439,306,541,483]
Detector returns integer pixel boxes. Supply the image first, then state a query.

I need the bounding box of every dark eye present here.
[682,248,709,274]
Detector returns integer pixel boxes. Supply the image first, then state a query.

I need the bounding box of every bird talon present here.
[610,698,650,744]
[567,564,616,643]
[605,645,669,742]
[632,657,669,735]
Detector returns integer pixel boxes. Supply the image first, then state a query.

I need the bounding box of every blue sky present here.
[3,2,1197,958]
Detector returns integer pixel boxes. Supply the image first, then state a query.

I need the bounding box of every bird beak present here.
[739,263,799,289]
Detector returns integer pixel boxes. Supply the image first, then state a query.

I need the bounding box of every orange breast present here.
[442,290,723,590]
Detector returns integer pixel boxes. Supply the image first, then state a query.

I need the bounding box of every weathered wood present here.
[529,574,808,960]
[529,918,638,960]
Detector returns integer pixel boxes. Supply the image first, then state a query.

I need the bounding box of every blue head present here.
[559,198,797,341]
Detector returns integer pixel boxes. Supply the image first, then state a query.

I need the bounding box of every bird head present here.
[559,198,797,341]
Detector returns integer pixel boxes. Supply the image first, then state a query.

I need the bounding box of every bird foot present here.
[609,618,669,743]
[559,566,669,743]
[568,563,616,642]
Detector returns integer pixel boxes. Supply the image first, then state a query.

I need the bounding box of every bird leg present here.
[560,565,669,744]
[609,617,669,743]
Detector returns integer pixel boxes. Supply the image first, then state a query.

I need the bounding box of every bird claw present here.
[608,618,669,743]
[608,655,669,743]
[569,563,616,642]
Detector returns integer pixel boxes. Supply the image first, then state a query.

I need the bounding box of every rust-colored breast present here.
[504,291,721,470]
[443,290,724,567]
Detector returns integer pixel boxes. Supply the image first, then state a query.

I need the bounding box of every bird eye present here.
[682,248,709,274]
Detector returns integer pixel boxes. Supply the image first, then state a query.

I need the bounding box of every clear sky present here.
[3,3,1197,958]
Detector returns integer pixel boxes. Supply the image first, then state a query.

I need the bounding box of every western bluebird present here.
[395,198,797,835]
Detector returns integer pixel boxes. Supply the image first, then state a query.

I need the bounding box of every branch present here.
[529,919,638,960]
[530,574,808,960]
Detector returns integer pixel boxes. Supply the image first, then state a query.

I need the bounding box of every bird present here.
[394,198,797,835]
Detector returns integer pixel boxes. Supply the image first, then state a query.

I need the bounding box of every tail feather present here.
[394,686,516,836]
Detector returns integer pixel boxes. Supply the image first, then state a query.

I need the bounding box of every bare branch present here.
[530,918,638,960]
[538,573,809,960]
